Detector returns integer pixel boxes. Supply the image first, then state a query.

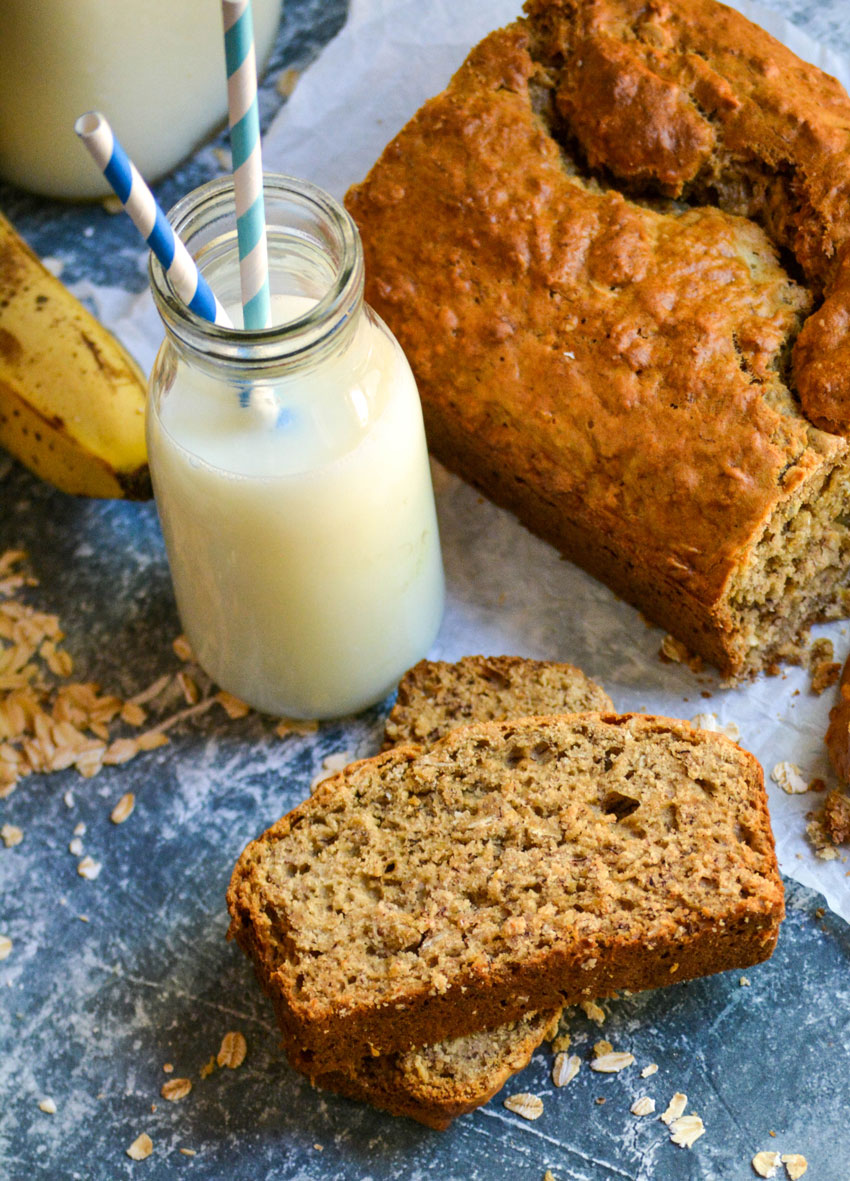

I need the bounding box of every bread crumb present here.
[771,762,809,794]
[660,1092,688,1125]
[752,1150,781,1177]
[670,1113,705,1148]
[630,1096,656,1116]
[179,1149,197,1157]
[217,1031,247,1069]
[38,1098,56,1114]
[1,823,23,846]
[110,793,135,824]
[503,1092,544,1120]
[781,1154,808,1179]
[0,935,12,961]
[69,837,84,856]
[160,1078,192,1102]
[126,1133,153,1161]
[592,1040,613,1058]
[740,976,751,986]
[590,1051,634,1073]
[199,1055,217,1079]
[641,1063,658,1078]
[163,1063,173,1073]
[580,1000,606,1024]
[552,1053,581,1087]
[550,1032,571,1053]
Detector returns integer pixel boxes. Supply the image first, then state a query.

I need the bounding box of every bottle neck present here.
[150,174,365,377]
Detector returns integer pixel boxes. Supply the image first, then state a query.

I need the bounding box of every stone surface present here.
[2,1,850,1178]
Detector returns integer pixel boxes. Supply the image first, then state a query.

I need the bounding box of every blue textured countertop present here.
[2,2,850,1178]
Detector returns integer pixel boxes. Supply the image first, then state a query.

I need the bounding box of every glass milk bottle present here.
[147,175,444,719]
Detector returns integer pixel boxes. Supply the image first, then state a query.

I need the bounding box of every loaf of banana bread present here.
[227,713,784,1070]
[345,1,850,677]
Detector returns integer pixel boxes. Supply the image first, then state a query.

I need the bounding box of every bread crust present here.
[344,6,850,676]
[522,0,850,432]
[227,713,784,1070]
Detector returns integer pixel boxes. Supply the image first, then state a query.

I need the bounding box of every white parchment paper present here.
[90,0,850,921]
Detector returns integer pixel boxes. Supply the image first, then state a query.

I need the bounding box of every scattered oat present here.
[781,1154,808,1179]
[752,1150,782,1177]
[73,821,85,836]
[503,1092,544,1120]
[160,1077,192,1102]
[104,738,139,766]
[552,1053,581,1087]
[689,712,740,740]
[740,976,751,986]
[661,634,689,663]
[276,67,300,98]
[630,1096,656,1116]
[64,791,74,807]
[179,1149,197,1157]
[69,837,84,856]
[172,635,194,662]
[38,1098,56,1114]
[120,701,146,727]
[215,690,251,720]
[670,1114,705,1148]
[0,934,11,960]
[217,1031,247,1069]
[77,915,89,923]
[580,1000,606,1024]
[212,146,232,171]
[641,1063,658,1078]
[660,1092,688,1125]
[771,762,809,794]
[593,1040,613,1058]
[543,1173,557,1181]
[274,715,318,738]
[176,670,200,705]
[77,855,101,880]
[163,1063,173,1074]
[110,793,135,824]
[126,1132,153,1160]
[310,750,354,791]
[590,1051,634,1073]
[659,634,703,671]
[1,823,23,847]
[313,1144,324,1152]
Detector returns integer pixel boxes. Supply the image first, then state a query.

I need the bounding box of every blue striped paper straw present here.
[222,0,271,330]
[74,112,232,328]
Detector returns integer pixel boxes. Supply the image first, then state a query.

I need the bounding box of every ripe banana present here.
[0,209,150,498]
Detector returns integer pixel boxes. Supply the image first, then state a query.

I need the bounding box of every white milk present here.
[147,293,445,719]
[0,0,279,198]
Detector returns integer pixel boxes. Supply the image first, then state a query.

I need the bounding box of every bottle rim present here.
[149,172,364,369]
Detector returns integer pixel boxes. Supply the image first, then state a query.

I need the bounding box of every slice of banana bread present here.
[301,655,605,1126]
[297,1008,561,1130]
[345,9,850,678]
[227,713,784,1069]
[383,655,612,749]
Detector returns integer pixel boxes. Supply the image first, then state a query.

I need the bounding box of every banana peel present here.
[0,209,150,498]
